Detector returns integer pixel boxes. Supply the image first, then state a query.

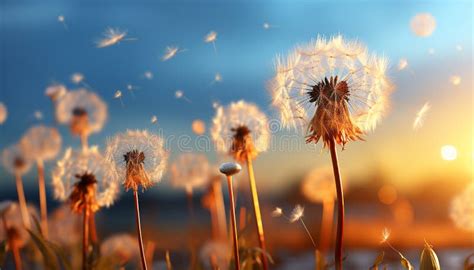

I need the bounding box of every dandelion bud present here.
[219,162,241,176]
[420,242,441,270]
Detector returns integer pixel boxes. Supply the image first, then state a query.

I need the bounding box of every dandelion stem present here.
[245,156,269,270]
[37,160,49,239]
[165,250,172,270]
[82,206,90,270]
[15,172,31,229]
[11,240,23,270]
[145,241,156,267]
[80,133,89,152]
[226,175,240,270]
[319,199,334,253]
[133,190,148,270]
[186,189,197,270]
[212,179,227,240]
[329,138,344,270]
[300,218,317,248]
[89,213,98,244]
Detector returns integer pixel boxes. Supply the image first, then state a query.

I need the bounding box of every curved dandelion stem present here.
[82,206,90,270]
[329,138,344,270]
[226,175,240,270]
[246,155,269,270]
[319,199,334,253]
[133,190,148,270]
[299,218,317,248]
[37,160,49,238]
[89,213,98,244]
[15,172,31,229]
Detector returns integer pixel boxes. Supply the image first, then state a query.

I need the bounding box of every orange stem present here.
[15,173,31,229]
[329,138,344,270]
[226,175,240,270]
[37,161,49,239]
[133,190,148,270]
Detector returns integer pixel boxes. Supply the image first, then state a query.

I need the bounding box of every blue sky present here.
[0,0,472,193]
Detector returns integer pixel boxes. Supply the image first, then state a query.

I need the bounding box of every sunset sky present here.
[0,0,472,195]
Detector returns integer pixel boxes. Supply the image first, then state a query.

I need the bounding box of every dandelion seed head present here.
[204,31,218,43]
[413,102,430,130]
[101,234,139,264]
[410,13,436,37]
[398,58,408,71]
[301,167,337,203]
[289,204,304,223]
[71,72,84,84]
[0,102,7,124]
[171,153,210,193]
[192,119,206,135]
[450,182,474,231]
[199,241,231,270]
[162,46,180,61]
[52,147,119,212]
[0,203,38,248]
[381,227,391,243]
[450,75,461,86]
[2,144,32,175]
[151,115,158,124]
[269,35,393,148]
[211,100,270,161]
[272,207,283,217]
[114,90,122,99]
[105,130,168,191]
[48,205,81,247]
[20,125,62,162]
[56,89,108,136]
[97,28,128,48]
[45,84,67,101]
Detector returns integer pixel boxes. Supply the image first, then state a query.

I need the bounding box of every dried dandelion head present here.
[269,35,393,148]
[450,182,474,231]
[170,153,210,194]
[199,240,231,270]
[0,203,38,248]
[0,102,7,124]
[20,125,62,162]
[2,144,32,175]
[100,234,139,264]
[45,84,67,102]
[211,100,270,162]
[289,204,304,223]
[410,13,436,37]
[105,130,168,191]
[301,167,337,203]
[48,205,81,247]
[56,89,108,137]
[52,147,119,213]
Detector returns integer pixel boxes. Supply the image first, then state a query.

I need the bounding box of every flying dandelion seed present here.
[456,45,463,51]
[192,119,206,135]
[150,115,158,124]
[204,31,218,52]
[263,22,278,30]
[114,90,124,107]
[450,182,474,231]
[427,48,435,55]
[126,84,139,98]
[96,28,135,48]
[413,102,430,130]
[71,72,84,84]
[162,46,185,61]
[450,75,461,86]
[45,84,67,102]
[57,15,67,29]
[441,145,457,161]
[101,234,139,265]
[398,58,408,71]
[381,227,391,243]
[170,153,210,194]
[34,111,43,120]
[271,207,283,217]
[289,204,304,223]
[0,102,7,124]
[211,73,223,84]
[105,129,168,269]
[175,90,191,103]
[56,89,108,150]
[143,71,154,80]
[212,101,220,109]
[410,13,436,37]
[269,35,393,269]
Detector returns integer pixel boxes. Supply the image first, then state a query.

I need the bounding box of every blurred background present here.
[1,0,472,269]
